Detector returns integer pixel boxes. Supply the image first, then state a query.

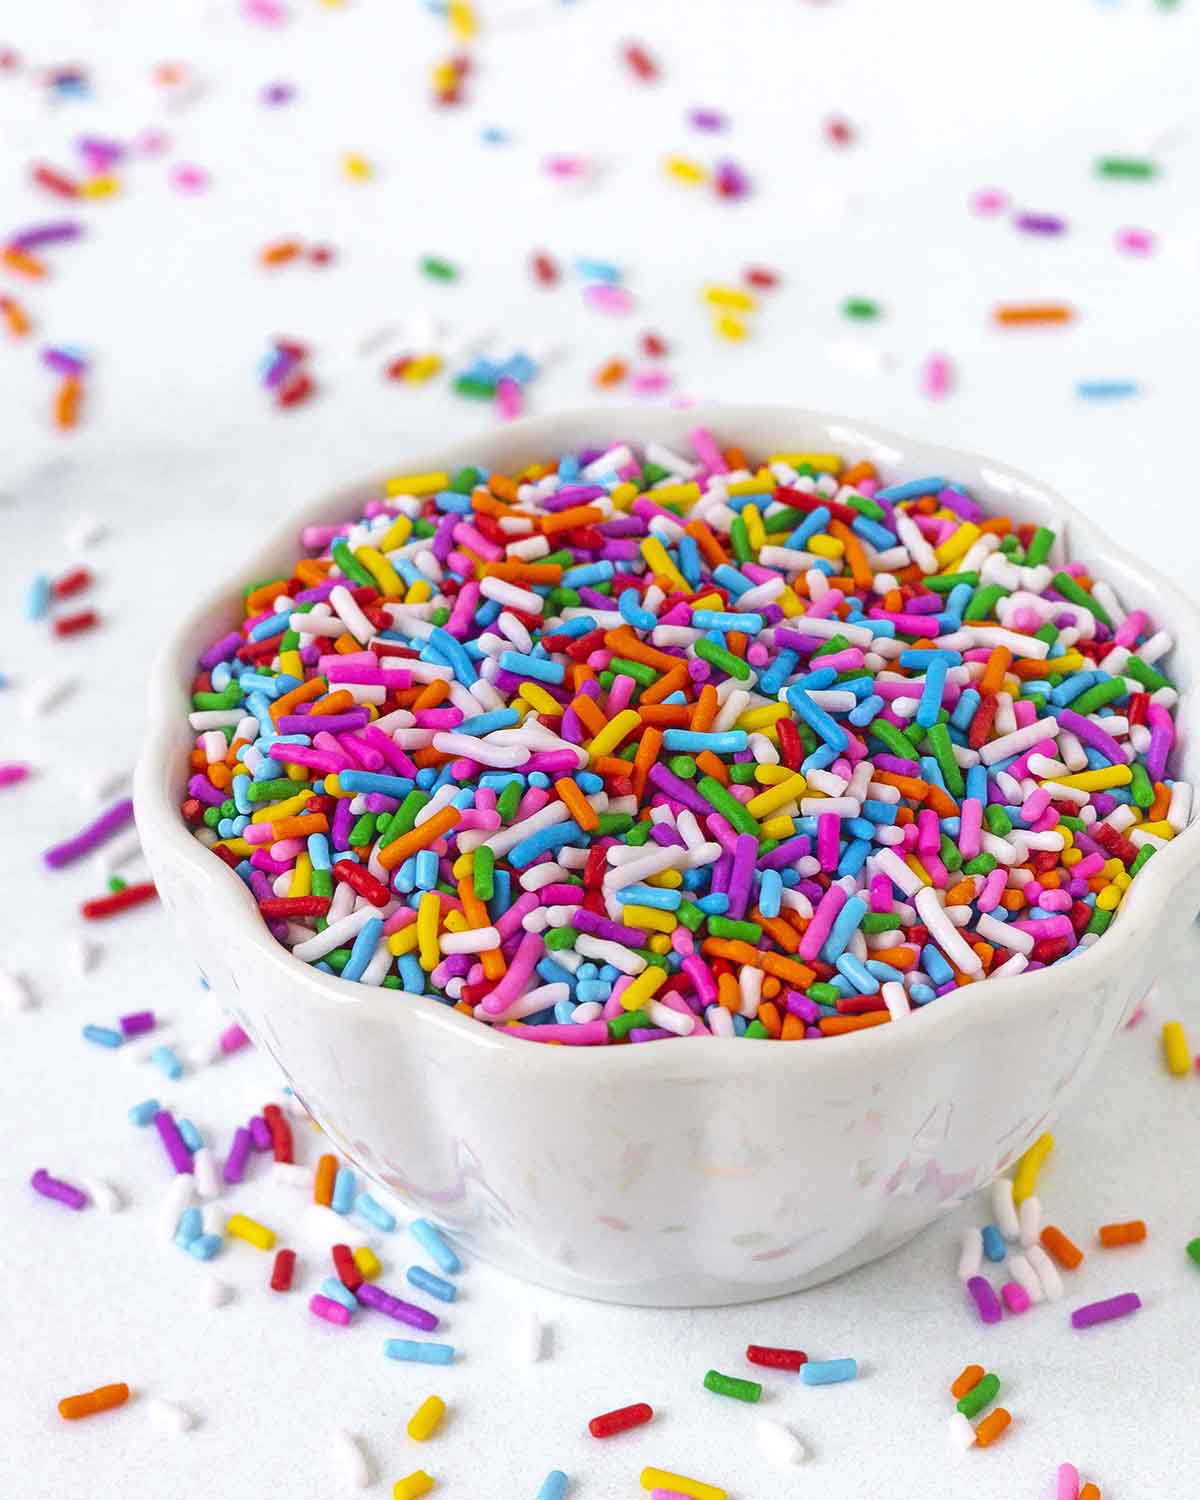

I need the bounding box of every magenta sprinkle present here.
[356,1282,440,1331]
[966,1275,1003,1324]
[31,1167,88,1210]
[220,1022,250,1053]
[41,346,88,377]
[0,764,31,788]
[42,797,135,869]
[1071,1292,1142,1329]
[223,1126,252,1184]
[153,1110,194,1174]
[119,1009,155,1037]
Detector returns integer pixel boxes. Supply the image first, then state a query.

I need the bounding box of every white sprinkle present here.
[184,1033,224,1069]
[203,1276,233,1308]
[64,514,106,549]
[882,981,910,1022]
[957,1226,983,1281]
[756,1416,806,1465]
[479,575,543,614]
[330,1428,371,1489]
[947,1411,977,1452]
[23,674,75,718]
[514,1307,543,1363]
[273,1161,316,1190]
[192,1147,221,1200]
[870,846,923,898]
[647,1000,695,1037]
[978,717,1060,766]
[200,1204,224,1238]
[80,1177,123,1213]
[916,887,983,975]
[148,1397,195,1433]
[975,913,1033,955]
[991,1177,1020,1241]
[157,1175,195,1240]
[1006,1252,1044,1304]
[0,969,35,1010]
[1026,1243,1064,1301]
[328,584,375,645]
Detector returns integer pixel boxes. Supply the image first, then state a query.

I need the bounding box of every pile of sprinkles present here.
[179,430,1190,1043]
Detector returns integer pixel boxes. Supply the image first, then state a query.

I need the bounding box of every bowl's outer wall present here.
[136,406,1200,1305]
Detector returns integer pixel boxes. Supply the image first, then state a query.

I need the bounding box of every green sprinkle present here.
[964,584,1008,622]
[924,572,979,594]
[608,1010,648,1040]
[1128,762,1154,808]
[192,685,242,711]
[743,1019,769,1039]
[676,901,705,932]
[641,462,670,485]
[926,722,964,798]
[812,633,852,658]
[420,255,458,280]
[707,916,762,943]
[1057,815,1086,833]
[957,1373,1000,1419]
[609,657,657,688]
[1130,844,1156,876]
[280,629,300,652]
[764,506,809,534]
[382,975,401,990]
[984,805,1013,837]
[412,517,436,539]
[939,834,963,872]
[625,821,653,846]
[594,812,635,837]
[694,638,751,680]
[842,297,881,320]
[453,374,495,399]
[962,853,998,877]
[390,790,430,839]
[326,948,351,973]
[807,982,841,1005]
[496,781,522,822]
[1085,906,1113,937]
[348,813,375,847]
[311,869,333,900]
[107,875,127,894]
[545,928,576,952]
[246,778,309,803]
[1096,156,1156,179]
[862,913,901,933]
[866,718,917,760]
[1124,655,1167,692]
[472,845,494,901]
[202,806,222,829]
[1050,571,1114,630]
[729,762,759,784]
[696,775,760,836]
[449,465,481,492]
[730,515,752,563]
[844,493,885,522]
[703,1370,762,1403]
[430,606,450,626]
[1186,1236,1200,1268]
[1024,526,1056,566]
[331,538,375,589]
[1070,677,1126,716]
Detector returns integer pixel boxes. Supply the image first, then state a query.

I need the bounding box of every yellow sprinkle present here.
[1102,857,1125,880]
[742,503,767,551]
[443,908,469,934]
[702,284,757,312]
[588,708,642,760]
[213,837,254,858]
[417,892,441,971]
[405,579,433,604]
[760,814,796,840]
[768,452,843,474]
[714,312,748,341]
[609,481,640,511]
[288,852,313,900]
[79,173,119,198]
[353,1245,382,1279]
[517,681,560,716]
[447,0,476,40]
[1045,765,1132,793]
[746,773,807,819]
[1111,870,1131,891]
[355,545,405,597]
[386,472,450,497]
[226,1213,276,1251]
[341,151,373,181]
[807,533,845,560]
[904,854,933,888]
[403,353,443,383]
[393,1471,435,1500]
[380,513,413,551]
[777,587,804,618]
[647,934,672,955]
[640,536,690,593]
[620,965,669,1012]
[407,1395,447,1442]
[250,792,312,823]
[1012,1131,1053,1205]
[1163,1020,1191,1076]
[1054,823,1074,849]
[645,869,682,889]
[640,1468,726,1500]
[934,522,982,569]
[1095,885,1122,911]
[1061,847,1083,867]
[646,482,701,505]
[691,591,724,611]
[1137,820,1174,840]
[279,650,304,679]
[623,904,677,934]
[664,154,707,184]
[737,702,790,734]
[387,923,420,957]
[750,762,795,785]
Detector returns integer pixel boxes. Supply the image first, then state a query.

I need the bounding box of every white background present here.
[3,1,1200,1496]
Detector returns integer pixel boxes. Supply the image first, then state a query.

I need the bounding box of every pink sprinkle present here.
[1115,225,1155,256]
[583,283,634,316]
[135,128,169,157]
[0,763,31,788]
[921,352,953,400]
[543,155,589,178]
[242,0,288,22]
[631,367,672,396]
[971,187,1008,217]
[1001,1280,1031,1314]
[220,1023,250,1053]
[170,163,209,192]
[495,375,522,422]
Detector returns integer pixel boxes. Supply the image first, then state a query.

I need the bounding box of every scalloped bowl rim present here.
[134,403,1200,1081]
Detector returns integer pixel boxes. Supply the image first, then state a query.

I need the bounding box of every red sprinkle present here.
[530,250,559,286]
[639,330,668,358]
[257,896,331,919]
[588,1402,653,1439]
[332,1242,363,1292]
[53,609,98,637]
[52,565,91,598]
[743,265,779,290]
[332,859,391,907]
[621,41,659,81]
[32,162,77,198]
[746,1344,807,1371]
[81,882,157,920]
[270,1248,296,1291]
[263,1103,293,1163]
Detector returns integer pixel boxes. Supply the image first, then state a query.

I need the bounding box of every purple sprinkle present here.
[356,1281,439,1331]
[261,80,295,106]
[119,1009,156,1037]
[1016,213,1066,235]
[687,106,726,131]
[31,1167,88,1210]
[966,1274,1003,1324]
[248,1114,272,1150]
[42,797,135,869]
[153,1110,195,1175]
[200,631,243,670]
[1071,1291,1141,1329]
[223,1126,252,1184]
[41,346,88,377]
[8,219,84,251]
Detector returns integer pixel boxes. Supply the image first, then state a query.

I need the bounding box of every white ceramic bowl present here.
[134,405,1200,1306]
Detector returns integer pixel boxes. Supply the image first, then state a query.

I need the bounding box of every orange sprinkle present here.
[695,750,729,786]
[412,676,451,711]
[540,505,605,536]
[593,357,627,387]
[753,911,802,954]
[468,486,519,519]
[54,375,82,430]
[631,726,663,799]
[761,952,817,989]
[58,1383,130,1420]
[1078,1486,1100,1500]
[973,1408,1012,1447]
[294,559,330,587]
[840,460,877,487]
[780,1013,806,1040]
[724,446,748,470]
[926,784,959,818]
[684,520,728,568]
[377,804,461,871]
[604,626,680,673]
[554,776,598,831]
[313,1153,337,1206]
[761,975,781,999]
[829,519,873,590]
[691,684,719,733]
[639,704,693,728]
[757,1000,782,1038]
[207,763,233,790]
[309,689,356,718]
[488,473,519,501]
[0,294,30,336]
[638,665,689,707]
[482,561,564,583]
[979,647,1011,696]
[245,579,291,615]
[717,972,740,1012]
[572,694,608,738]
[818,1011,891,1036]
[994,304,1073,325]
[1040,1224,1084,1270]
[272,677,325,720]
[945,878,976,907]
[1098,1219,1146,1247]
[950,1364,984,1400]
[332,632,360,654]
[1,245,47,278]
[260,239,302,266]
[1148,782,1171,822]
[271,813,329,840]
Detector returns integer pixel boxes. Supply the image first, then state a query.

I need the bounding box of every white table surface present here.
[3,1,1199,1496]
